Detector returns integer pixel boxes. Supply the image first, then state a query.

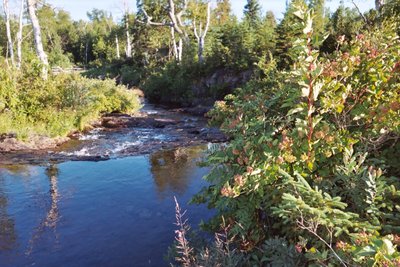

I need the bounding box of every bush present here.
[0,63,140,139]
[193,7,400,266]
[142,62,194,106]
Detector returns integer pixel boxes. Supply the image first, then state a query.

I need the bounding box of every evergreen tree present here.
[243,0,261,27]
[213,0,232,25]
[320,4,363,53]
[382,0,400,19]
[264,10,277,29]
[256,11,276,56]
[308,0,326,41]
[275,0,307,69]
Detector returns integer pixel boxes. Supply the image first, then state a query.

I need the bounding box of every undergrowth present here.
[0,62,140,139]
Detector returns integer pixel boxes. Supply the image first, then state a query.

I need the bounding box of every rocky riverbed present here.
[0,101,227,164]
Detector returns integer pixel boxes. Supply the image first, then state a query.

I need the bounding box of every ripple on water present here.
[59,140,144,158]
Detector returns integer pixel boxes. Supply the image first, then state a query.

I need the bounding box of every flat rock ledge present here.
[0,135,70,152]
[0,110,227,154]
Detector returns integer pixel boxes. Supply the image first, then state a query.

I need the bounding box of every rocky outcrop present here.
[100,112,227,143]
[190,69,253,106]
[101,114,180,129]
[0,135,69,152]
[0,106,228,158]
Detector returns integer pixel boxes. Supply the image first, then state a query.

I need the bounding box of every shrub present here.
[0,64,140,139]
[193,7,400,266]
[142,62,194,106]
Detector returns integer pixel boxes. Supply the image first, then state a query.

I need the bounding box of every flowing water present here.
[0,104,217,267]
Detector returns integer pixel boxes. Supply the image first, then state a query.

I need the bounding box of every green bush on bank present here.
[0,62,140,139]
[185,8,400,267]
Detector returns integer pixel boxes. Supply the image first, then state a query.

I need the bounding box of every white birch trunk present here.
[27,0,48,79]
[125,23,132,58]
[193,2,211,63]
[16,0,24,69]
[177,38,183,62]
[198,37,205,63]
[3,0,15,66]
[85,39,89,66]
[124,1,132,58]
[116,35,120,59]
[140,0,188,62]
[170,27,178,61]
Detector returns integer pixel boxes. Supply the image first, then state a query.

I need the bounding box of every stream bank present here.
[0,100,227,164]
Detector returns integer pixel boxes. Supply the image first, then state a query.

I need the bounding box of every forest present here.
[1,0,400,266]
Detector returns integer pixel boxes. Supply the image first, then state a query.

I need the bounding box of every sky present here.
[42,0,375,21]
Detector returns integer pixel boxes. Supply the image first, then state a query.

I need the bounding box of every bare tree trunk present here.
[3,0,15,67]
[139,0,188,62]
[27,0,48,79]
[198,37,205,63]
[168,0,189,61]
[170,27,178,61]
[16,0,24,69]
[193,2,211,63]
[116,35,120,59]
[124,1,132,58]
[177,38,183,62]
[125,22,132,58]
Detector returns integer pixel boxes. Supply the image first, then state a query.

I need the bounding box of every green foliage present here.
[194,6,400,266]
[0,62,140,139]
[213,0,232,25]
[382,0,400,21]
[142,62,195,106]
[275,0,307,69]
[250,238,305,266]
[320,5,364,54]
[243,0,262,27]
[37,6,76,67]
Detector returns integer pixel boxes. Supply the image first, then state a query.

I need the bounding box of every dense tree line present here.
[1,1,394,97]
[2,0,398,70]
[0,0,385,80]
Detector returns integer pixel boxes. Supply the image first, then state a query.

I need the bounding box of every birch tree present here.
[139,0,189,61]
[123,1,132,58]
[116,35,120,59]
[193,1,211,63]
[3,0,15,66]
[27,0,49,78]
[16,0,24,69]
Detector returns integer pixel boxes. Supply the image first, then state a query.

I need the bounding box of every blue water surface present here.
[0,146,211,267]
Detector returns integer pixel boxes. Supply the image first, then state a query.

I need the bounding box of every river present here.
[0,104,219,267]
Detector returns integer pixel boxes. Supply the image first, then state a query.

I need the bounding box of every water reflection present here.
[44,165,61,228]
[0,164,35,176]
[26,164,61,255]
[0,176,16,250]
[150,146,205,197]
[0,146,211,267]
